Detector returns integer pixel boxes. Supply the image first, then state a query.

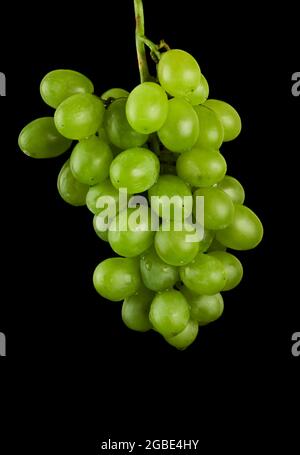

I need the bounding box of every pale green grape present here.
[209,251,243,291]
[110,147,160,193]
[108,207,154,257]
[122,289,154,332]
[86,179,125,215]
[154,221,200,266]
[186,74,209,105]
[181,286,224,325]
[93,257,142,301]
[40,69,94,108]
[165,319,198,350]
[217,175,245,205]
[101,88,129,100]
[149,289,190,337]
[70,135,113,185]
[157,49,201,98]
[194,105,224,149]
[158,98,199,152]
[93,214,109,242]
[205,99,241,141]
[193,187,234,230]
[104,98,148,149]
[54,93,105,140]
[140,247,179,292]
[180,253,226,295]
[176,147,227,187]
[126,82,168,134]
[18,117,72,159]
[216,204,263,250]
[57,159,89,206]
[148,174,192,220]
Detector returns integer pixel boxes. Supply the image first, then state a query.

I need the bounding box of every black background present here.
[1,0,299,447]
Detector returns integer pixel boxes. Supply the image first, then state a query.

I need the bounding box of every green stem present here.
[134,0,149,83]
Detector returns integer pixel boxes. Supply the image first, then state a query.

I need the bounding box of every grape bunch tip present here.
[18,0,263,350]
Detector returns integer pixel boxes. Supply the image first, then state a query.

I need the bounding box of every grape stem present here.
[134,0,161,157]
[134,0,150,83]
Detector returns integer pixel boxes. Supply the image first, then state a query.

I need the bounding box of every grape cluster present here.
[18,49,263,350]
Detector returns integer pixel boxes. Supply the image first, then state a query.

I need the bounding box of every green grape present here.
[108,207,155,257]
[186,74,209,105]
[148,174,192,220]
[70,136,113,185]
[205,99,241,142]
[40,69,94,109]
[93,214,109,242]
[165,319,198,350]
[101,88,129,100]
[158,98,199,152]
[198,229,214,252]
[194,105,224,150]
[86,179,126,215]
[97,127,122,157]
[209,251,243,291]
[57,159,89,206]
[193,187,234,230]
[18,117,72,159]
[181,286,224,325]
[122,289,154,332]
[216,204,263,250]
[149,289,190,337]
[140,247,179,292]
[126,82,169,134]
[180,252,226,295]
[54,93,105,140]
[157,49,201,98]
[104,98,149,149]
[207,237,227,252]
[176,147,227,187]
[217,175,245,205]
[93,257,142,301]
[154,221,200,266]
[110,147,160,193]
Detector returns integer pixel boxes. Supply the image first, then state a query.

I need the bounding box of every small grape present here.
[104,98,148,149]
[216,204,263,250]
[126,82,168,134]
[177,147,227,187]
[40,69,94,108]
[158,49,201,98]
[158,98,199,152]
[180,253,227,295]
[57,160,89,206]
[140,247,179,292]
[93,257,142,302]
[110,147,160,193]
[205,99,242,141]
[165,319,199,350]
[209,251,243,291]
[149,289,190,337]
[54,93,105,140]
[18,117,72,159]
[122,289,154,332]
[70,135,113,185]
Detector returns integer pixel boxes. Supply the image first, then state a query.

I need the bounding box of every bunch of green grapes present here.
[18,48,263,350]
